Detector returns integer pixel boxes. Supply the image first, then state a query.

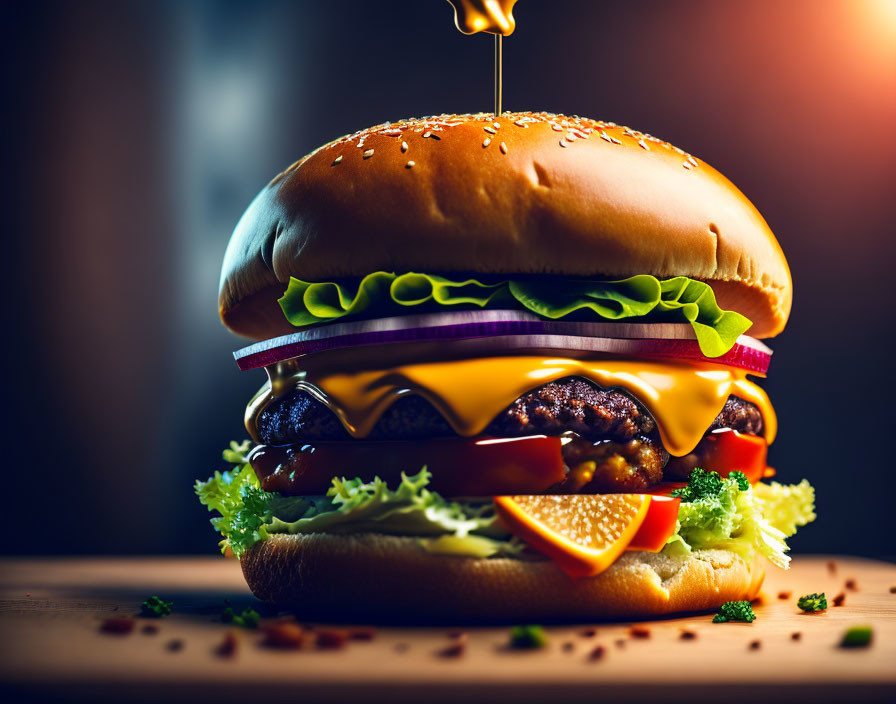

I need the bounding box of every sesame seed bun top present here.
[219,112,792,341]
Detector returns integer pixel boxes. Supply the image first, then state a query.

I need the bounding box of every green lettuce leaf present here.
[194,440,273,557]
[278,272,752,358]
[663,475,815,569]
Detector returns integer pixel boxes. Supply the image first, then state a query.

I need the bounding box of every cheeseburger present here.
[197,112,815,621]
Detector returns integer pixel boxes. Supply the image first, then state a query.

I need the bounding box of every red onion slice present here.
[233,310,772,374]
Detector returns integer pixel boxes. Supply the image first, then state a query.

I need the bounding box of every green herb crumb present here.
[140,596,173,618]
[712,601,756,623]
[797,593,827,613]
[221,606,260,629]
[509,625,547,649]
[840,625,873,648]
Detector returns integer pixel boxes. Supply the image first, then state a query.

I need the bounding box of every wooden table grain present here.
[1,555,894,703]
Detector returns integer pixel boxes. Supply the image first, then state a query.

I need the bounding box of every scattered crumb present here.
[437,634,467,658]
[166,639,184,652]
[777,591,792,600]
[832,593,846,607]
[447,630,466,639]
[99,618,135,635]
[141,624,159,635]
[614,639,626,649]
[845,579,858,592]
[580,628,597,638]
[316,629,349,650]
[112,606,119,612]
[827,560,837,575]
[394,642,410,653]
[562,641,575,652]
[262,623,304,650]
[214,630,238,658]
[890,586,896,594]
[588,645,606,661]
[349,627,376,641]
[26,593,30,597]
[680,630,697,640]
[752,596,764,607]
[791,632,802,641]
[629,626,650,639]
[748,640,761,650]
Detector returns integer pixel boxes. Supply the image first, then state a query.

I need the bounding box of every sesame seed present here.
[493,121,501,129]
[514,120,529,128]
[405,160,415,168]
[401,141,408,152]
[331,155,343,166]
[599,132,612,143]
[551,124,563,132]
[484,126,497,134]
[362,149,374,159]
[559,139,568,147]
[682,161,693,169]
[482,138,491,147]
[687,156,698,167]
[499,142,508,154]
[565,132,577,142]
[638,139,650,150]
[610,136,622,145]
[381,128,402,137]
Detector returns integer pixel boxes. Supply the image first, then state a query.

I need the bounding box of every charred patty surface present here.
[256,377,763,445]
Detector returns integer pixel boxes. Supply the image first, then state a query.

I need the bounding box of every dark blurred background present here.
[4,0,895,556]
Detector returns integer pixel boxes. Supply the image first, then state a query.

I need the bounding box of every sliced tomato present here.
[249,435,567,497]
[698,430,768,484]
[626,495,680,552]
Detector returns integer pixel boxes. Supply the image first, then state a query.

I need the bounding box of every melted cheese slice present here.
[250,355,775,457]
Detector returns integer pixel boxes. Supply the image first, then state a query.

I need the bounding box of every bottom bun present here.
[241,533,765,622]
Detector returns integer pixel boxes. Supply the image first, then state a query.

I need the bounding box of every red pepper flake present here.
[777,591,792,600]
[580,628,597,638]
[748,640,761,650]
[845,579,858,592]
[827,560,837,576]
[166,639,184,652]
[315,629,349,650]
[214,630,238,658]
[437,634,467,658]
[791,632,802,641]
[26,593,31,597]
[629,626,651,639]
[562,641,575,652]
[832,592,846,607]
[100,617,135,635]
[141,624,159,635]
[262,623,305,650]
[679,630,697,640]
[349,627,376,641]
[588,645,606,661]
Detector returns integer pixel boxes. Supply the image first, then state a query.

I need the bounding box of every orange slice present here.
[494,494,652,578]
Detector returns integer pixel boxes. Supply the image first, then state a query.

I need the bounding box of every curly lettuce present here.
[278,272,752,358]
[663,473,815,569]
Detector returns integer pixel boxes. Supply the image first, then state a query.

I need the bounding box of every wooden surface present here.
[1,556,894,703]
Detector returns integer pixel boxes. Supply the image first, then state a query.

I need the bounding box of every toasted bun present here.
[241,533,764,622]
[220,113,791,341]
